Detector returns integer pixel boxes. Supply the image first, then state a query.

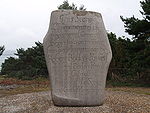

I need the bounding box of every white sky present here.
[0,0,142,50]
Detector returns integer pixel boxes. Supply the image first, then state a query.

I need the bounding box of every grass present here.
[106,80,150,95]
[0,76,150,97]
[0,85,50,97]
[0,76,50,85]
[106,80,150,87]
[107,87,150,95]
[0,76,50,97]
[0,76,5,81]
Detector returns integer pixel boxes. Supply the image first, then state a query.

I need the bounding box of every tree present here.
[58,0,86,10]
[1,42,48,80]
[120,0,150,81]
[0,46,5,56]
[108,33,131,68]
[120,0,150,40]
[107,32,134,81]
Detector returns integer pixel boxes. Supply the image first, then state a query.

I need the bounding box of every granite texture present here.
[43,10,112,106]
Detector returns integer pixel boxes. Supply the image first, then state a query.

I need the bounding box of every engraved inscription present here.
[43,10,112,106]
[60,15,93,24]
[47,12,109,92]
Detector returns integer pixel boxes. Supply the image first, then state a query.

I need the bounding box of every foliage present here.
[108,33,131,68]
[0,46,5,56]
[119,0,150,82]
[58,0,86,10]
[1,42,48,80]
[0,1,149,86]
[108,31,150,83]
[120,0,150,40]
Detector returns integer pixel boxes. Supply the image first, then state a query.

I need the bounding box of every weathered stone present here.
[43,10,112,106]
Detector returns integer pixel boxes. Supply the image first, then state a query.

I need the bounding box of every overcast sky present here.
[0,0,142,50]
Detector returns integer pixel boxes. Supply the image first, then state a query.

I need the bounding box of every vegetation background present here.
[0,0,150,87]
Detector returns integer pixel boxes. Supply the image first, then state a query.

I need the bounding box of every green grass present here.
[0,75,5,81]
[106,80,150,87]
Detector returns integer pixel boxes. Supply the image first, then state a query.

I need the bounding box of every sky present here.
[0,0,143,50]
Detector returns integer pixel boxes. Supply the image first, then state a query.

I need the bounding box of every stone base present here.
[52,93,104,107]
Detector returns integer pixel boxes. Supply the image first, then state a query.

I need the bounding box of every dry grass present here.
[0,85,50,97]
[0,76,49,85]
[107,87,150,95]
[0,77,50,97]
[0,76,150,97]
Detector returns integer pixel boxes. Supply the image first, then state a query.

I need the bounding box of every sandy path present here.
[0,90,150,113]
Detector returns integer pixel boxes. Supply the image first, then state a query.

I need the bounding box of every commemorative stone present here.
[43,10,112,106]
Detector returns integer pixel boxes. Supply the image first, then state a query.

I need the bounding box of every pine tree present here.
[0,46,5,56]
[120,0,150,81]
[121,0,150,40]
[58,0,86,10]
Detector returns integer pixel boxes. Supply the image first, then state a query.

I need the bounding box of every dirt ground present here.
[0,87,150,113]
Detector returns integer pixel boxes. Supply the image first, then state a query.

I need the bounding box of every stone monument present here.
[43,10,112,106]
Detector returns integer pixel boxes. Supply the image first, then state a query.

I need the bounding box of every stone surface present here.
[43,10,112,106]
